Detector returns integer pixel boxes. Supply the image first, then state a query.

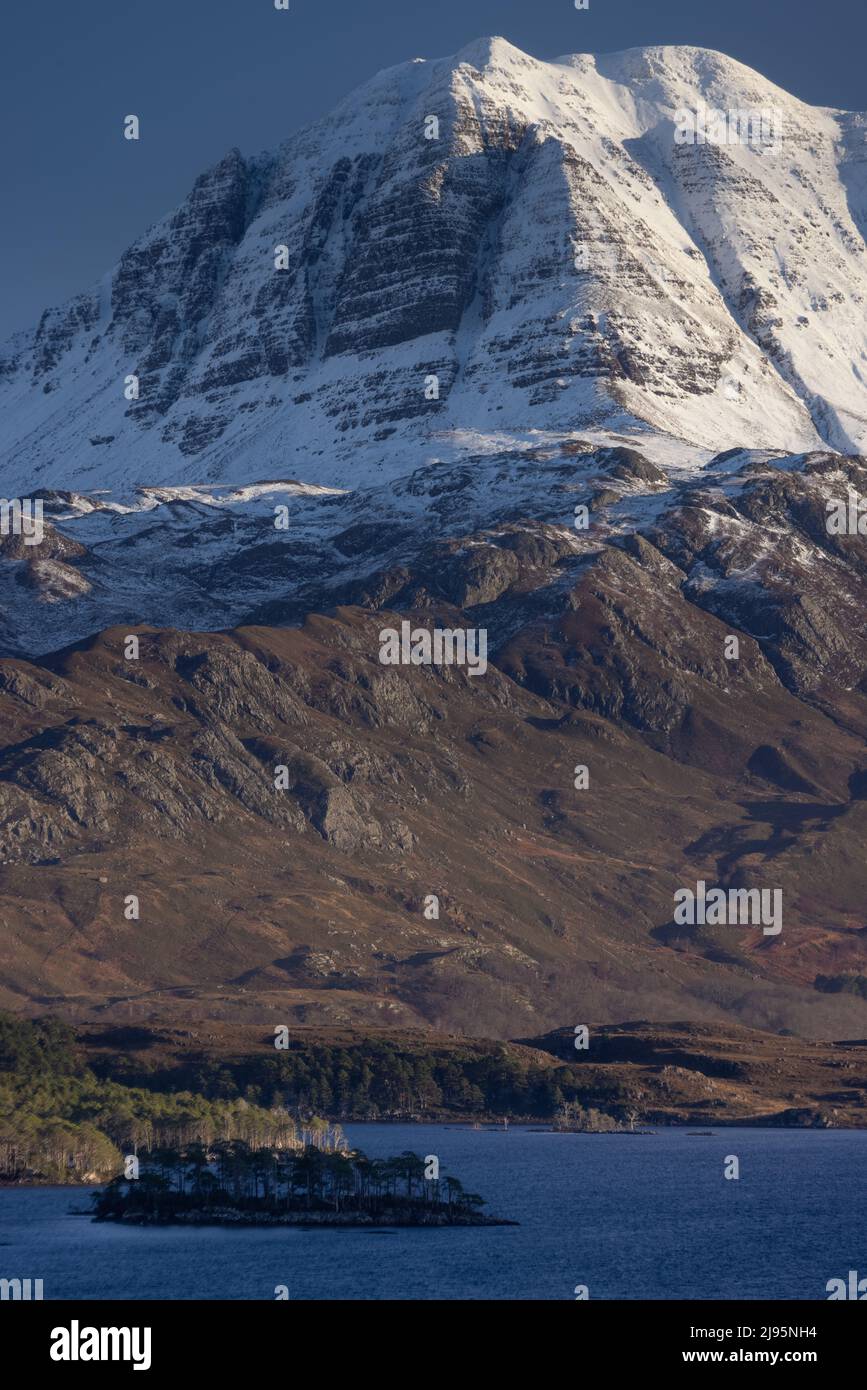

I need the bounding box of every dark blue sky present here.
[1,0,864,338]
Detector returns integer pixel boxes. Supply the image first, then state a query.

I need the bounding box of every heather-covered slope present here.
[2,542,867,1039]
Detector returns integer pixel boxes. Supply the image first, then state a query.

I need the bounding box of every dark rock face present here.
[0,522,86,563]
[499,545,774,735]
[646,455,867,702]
[114,150,255,423]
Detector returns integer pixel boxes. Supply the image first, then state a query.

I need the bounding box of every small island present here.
[91,1138,514,1227]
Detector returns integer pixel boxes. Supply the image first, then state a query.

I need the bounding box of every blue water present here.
[1,1125,864,1300]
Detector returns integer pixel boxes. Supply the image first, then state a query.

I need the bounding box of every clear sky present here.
[1,0,864,338]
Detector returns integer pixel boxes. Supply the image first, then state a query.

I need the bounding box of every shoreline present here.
[0,1118,857,1189]
[93,1208,517,1228]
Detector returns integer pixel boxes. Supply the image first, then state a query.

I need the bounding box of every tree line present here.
[99,1036,630,1120]
[0,1015,307,1182]
[0,1013,637,1181]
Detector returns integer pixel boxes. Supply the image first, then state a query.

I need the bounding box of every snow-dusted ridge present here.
[0,434,853,661]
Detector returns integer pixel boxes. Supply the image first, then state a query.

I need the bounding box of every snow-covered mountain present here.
[4,36,867,501]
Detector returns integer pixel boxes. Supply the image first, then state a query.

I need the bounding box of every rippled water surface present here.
[1,1125,863,1299]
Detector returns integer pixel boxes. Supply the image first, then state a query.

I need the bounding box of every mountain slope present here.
[5,441,867,1040]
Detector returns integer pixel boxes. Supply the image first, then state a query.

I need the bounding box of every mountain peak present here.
[453,35,531,70]
[2,37,866,497]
